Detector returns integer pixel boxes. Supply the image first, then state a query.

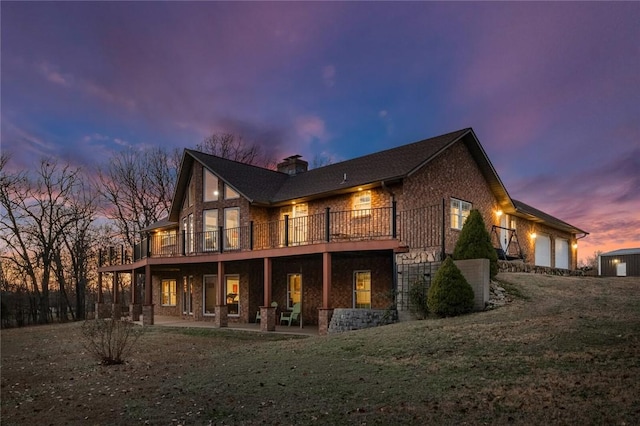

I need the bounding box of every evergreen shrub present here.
[427,257,474,317]
[453,209,498,279]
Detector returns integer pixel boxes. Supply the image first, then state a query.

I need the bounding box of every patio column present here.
[260,257,275,331]
[319,252,334,335]
[130,270,142,321]
[111,273,120,319]
[142,264,154,325]
[214,261,228,327]
[95,271,110,319]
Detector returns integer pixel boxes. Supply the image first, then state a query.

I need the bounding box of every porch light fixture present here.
[358,187,363,191]
[530,232,537,239]
[572,243,578,249]
[496,209,503,217]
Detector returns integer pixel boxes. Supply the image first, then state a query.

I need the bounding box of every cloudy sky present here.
[2,2,638,263]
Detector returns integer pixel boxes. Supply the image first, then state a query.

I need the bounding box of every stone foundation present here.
[498,260,584,276]
[259,306,276,332]
[214,305,228,328]
[318,308,334,336]
[142,305,154,326]
[328,308,397,334]
[130,303,142,321]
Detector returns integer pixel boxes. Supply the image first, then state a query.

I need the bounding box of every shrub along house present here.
[97,128,587,334]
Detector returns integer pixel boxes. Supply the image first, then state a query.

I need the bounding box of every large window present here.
[224,184,240,200]
[352,190,371,217]
[203,209,218,251]
[183,214,194,253]
[203,169,219,202]
[353,271,371,309]
[287,274,302,309]
[161,279,177,306]
[182,276,193,315]
[224,207,240,250]
[281,203,308,245]
[183,176,195,208]
[225,275,240,316]
[203,274,217,315]
[450,198,472,230]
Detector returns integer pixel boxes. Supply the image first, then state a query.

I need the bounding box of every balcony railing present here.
[99,203,447,266]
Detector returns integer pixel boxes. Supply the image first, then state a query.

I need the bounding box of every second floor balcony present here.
[100,203,449,267]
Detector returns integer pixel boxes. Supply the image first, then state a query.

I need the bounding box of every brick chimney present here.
[277,155,308,176]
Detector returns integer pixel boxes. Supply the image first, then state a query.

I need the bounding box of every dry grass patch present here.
[2,273,639,425]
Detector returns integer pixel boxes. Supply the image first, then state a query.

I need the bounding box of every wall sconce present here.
[357,187,363,191]
[530,232,537,239]
[572,243,578,250]
[613,259,619,264]
[495,209,503,217]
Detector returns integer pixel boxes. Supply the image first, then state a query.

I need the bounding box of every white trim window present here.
[161,279,177,306]
[203,169,219,202]
[224,184,240,200]
[226,275,240,316]
[353,270,371,309]
[182,276,193,315]
[450,198,472,230]
[203,274,217,315]
[287,273,302,309]
[203,209,218,251]
[352,190,372,218]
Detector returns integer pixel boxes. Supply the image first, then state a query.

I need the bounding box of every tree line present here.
[0,134,272,328]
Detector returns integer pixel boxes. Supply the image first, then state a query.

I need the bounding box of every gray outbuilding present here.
[598,248,640,277]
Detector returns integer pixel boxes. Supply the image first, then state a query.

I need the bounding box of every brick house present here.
[97,128,587,333]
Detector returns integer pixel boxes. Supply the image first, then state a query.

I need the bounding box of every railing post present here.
[441,198,446,261]
[98,248,102,267]
[218,226,224,253]
[146,234,151,258]
[249,221,254,250]
[325,208,330,242]
[120,245,124,265]
[284,215,289,247]
[181,230,186,255]
[392,201,397,238]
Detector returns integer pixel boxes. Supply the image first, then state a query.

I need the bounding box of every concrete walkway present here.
[138,315,319,336]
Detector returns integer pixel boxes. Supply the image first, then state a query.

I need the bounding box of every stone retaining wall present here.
[328,308,397,334]
[498,260,584,276]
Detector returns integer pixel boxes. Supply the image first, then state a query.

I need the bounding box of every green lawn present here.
[2,273,639,425]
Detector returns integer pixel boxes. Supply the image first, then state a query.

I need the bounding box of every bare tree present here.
[95,147,176,248]
[0,155,91,323]
[195,133,275,168]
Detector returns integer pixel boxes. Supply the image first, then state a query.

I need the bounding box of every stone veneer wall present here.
[328,308,398,333]
[498,260,585,276]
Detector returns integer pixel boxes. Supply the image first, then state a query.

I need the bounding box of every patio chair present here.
[255,301,278,323]
[280,302,301,326]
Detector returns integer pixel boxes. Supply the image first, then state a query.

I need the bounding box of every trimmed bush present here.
[427,257,474,317]
[453,209,498,279]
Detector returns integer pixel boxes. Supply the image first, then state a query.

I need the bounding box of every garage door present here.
[535,234,551,267]
[555,238,569,269]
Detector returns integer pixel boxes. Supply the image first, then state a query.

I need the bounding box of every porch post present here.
[260,257,275,331]
[319,251,333,335]
[112,273,120,319]
[142,264,154,325]
[214,261,228,327]
[130,270,142,321]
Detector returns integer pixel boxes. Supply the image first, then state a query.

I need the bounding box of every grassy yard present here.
[2,273,639,425]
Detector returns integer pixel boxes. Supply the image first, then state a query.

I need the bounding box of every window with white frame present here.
[224,207,240,250]
[352,190,371,217]
[353,270,371,309]
[182,276,193,315]
[203,169,219,202]
[161,279,177,306]
[224,184,240,200]
[450,198,472,230]
[287,273,302,309]
[182,214,194,253]
[225,275,240,315]
[203,209,218,251]
[203,274,217,315]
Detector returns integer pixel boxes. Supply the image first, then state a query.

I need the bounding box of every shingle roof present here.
[512,199,588,235]
[271,128,470,202]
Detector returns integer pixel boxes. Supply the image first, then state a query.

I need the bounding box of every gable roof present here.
[512,199,588,235]
[168,128,585,237]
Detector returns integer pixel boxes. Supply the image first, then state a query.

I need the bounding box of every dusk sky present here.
[1,2,638,264]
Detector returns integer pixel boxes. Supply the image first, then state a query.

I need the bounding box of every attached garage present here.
[599,248,640,277]
[535,234,551,267]
[555,238,569,269]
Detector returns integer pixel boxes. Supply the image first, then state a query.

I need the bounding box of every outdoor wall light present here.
[358,187,363,191]
[530,232,537,239]
[572,243,578,249]
[496,209,503,217]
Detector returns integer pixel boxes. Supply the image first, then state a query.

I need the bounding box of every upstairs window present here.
[450,198,472,230]
[203,169,219,202]
[183,176,195,208]
[352,190,371,218]
[224,184,240,200]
